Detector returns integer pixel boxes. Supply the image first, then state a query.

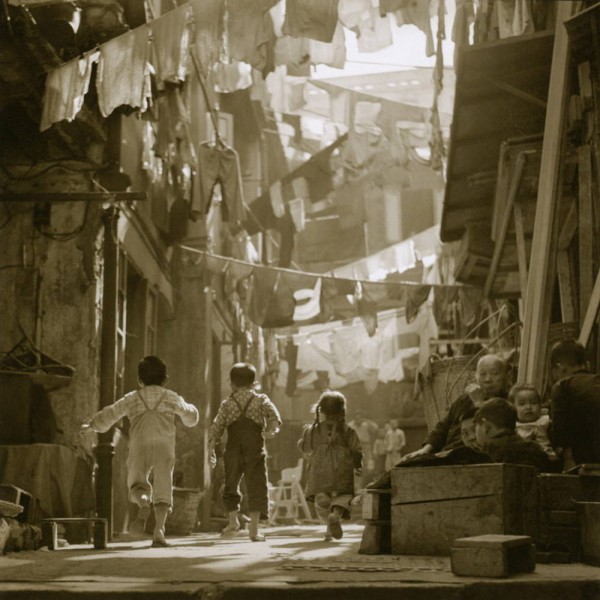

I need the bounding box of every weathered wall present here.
[0,165,104,451]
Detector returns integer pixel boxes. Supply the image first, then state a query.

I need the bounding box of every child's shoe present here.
[129,499,151,535]
[327,513,343,540]
[220,523,241,536]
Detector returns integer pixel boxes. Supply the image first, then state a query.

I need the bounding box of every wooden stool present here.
[451,534,535,578]
[41,518,108,550]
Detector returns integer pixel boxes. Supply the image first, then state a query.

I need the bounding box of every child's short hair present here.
[460,405,478,422]
[315,390,346,420]
[230,363,256,388]
[138,355,167,386]
[474,398,517,431]
[508,383,541,404]
[550,339,587,368]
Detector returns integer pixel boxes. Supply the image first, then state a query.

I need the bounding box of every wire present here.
[36,200,91,241]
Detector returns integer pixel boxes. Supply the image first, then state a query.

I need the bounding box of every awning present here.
[441,31,555,243]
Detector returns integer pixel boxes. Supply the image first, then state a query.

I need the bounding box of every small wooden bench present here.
[451,534,535,578]
[41,518,108,550]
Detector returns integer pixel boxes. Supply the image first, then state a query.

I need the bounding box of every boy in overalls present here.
[82,356,199,547]
[208,363,281,541]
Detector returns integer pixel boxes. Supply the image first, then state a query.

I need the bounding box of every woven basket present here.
[0,499,24,518]
[165,488,203,535]
[417,355,478,431]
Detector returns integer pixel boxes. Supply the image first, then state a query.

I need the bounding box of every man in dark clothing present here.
[400,354,511,462]
[474,398,550,472]
[550,339,600,470]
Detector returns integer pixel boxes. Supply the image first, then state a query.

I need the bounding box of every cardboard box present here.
[391,464,537,555]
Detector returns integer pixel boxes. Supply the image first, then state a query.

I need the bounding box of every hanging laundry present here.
[432,286,459,331]
[338,0,373,29]
[288,197,306,231]
[452,0,474,63]
[40,51,98,131]
[150,4,193,86]
[405,284,432,323]
[457,286,484,329]
[330,327,362,375]
[226,0,278,76]
[194,143,245,224]
[275,36,311,76]
[496,0,534,38]
[309,23,346,69]
[270,181,285,218]
[328,88,351,125]
[213,61,253,93]
[334,180,365,230]
[191,0,222,72]
[353,102,383,132]
[293,277,322,322]
[96,28,151,118]
[285,340,299,396]
[381,0,436,57]
[283,0,339,43]
[355,10,393,53]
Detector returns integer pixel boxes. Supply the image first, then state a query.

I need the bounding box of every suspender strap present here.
[138,389,167,411]
[241,393,255,415]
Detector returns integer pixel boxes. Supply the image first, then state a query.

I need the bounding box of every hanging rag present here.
[227,0,278,76]
[309,22,346,68]
[97,28,151,118]
[283,0,339,43]
[40,51,99,131]
[380,0,436,57]
[355,10,393,53]
[150,4,193,86]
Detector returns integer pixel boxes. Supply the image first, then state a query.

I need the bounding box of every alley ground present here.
[0,524,599,600]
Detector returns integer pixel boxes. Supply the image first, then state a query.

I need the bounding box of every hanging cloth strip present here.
[40,51,99,131]
[96,28,152,118]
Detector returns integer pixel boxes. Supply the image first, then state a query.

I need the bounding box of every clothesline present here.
[179,246,471,290]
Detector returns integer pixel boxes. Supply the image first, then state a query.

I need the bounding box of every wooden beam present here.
[0,192,147,203]
[484,151,528,297]
[557,250,577,322]
[487,78,548,109]
[558,201,578,249]
[513,201,529,303]
[578,144,594,322]
[518,1,576,388]
[579,269,600,347]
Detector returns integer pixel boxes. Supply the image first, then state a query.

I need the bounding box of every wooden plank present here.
[578,269,600,347]
[484,151,528,297]
[518,1,577,388]
[557,251,577,322]
[578,144,594,322]
[0,192,147,203]
[558,202,578,250]
[513,201,529,302]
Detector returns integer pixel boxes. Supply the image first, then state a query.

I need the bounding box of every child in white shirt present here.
[508,383,557,460]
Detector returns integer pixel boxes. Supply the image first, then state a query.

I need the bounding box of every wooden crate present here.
[390,464,537,555]
[362,489,391,521]
[537,474,581,511]
[451,534,535,578]
[359,520,391,555]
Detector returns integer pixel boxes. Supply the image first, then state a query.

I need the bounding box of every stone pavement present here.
[0,524,599,599]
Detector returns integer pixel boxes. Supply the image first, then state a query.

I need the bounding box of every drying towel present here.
[283,0,339,43]
[309,22,346,68]
[97,28,151,118]
[150,4,193,86]
[40,51,99,131]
